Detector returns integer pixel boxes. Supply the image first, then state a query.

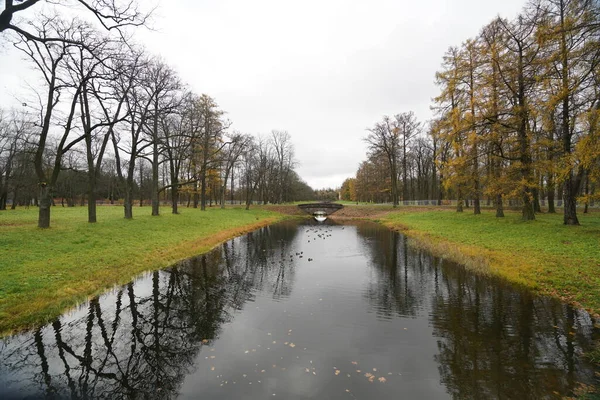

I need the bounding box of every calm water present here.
[1,220,599,399]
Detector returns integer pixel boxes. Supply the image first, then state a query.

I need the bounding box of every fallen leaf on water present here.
[210,366,215,371]
[378,377,387,383]
[210,356,216,359]
[289,343,296,348]
[373,368,377,372]
[351,361,358,365]
[335,370,341,376]
[305,368,310,373]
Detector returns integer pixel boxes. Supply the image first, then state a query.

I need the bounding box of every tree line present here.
[0,2,316,228]
[342,0,599,225]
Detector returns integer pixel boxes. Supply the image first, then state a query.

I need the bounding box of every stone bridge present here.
[297,203,344,216]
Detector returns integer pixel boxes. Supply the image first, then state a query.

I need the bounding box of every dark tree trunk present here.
[124,184,133,219]
[563,178,580,225]
[171,181,179,214]
[495,194,504,218]
[38,185,52,229]
[200,168,207,211]
[151,140,159,216]
[0,191,7,210]
[11,188,18,210]
[583,172,589,214]
[193,180,199,208]
[533,187,541,213]
[548,173,556,213]
[87,176,97,223]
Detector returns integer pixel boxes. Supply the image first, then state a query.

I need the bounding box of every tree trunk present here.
[533,186,541,213]
[11,188,18,210]
[38,184,52,228]
[151,140,159,216]
[548,173,556,213]
[171,182,179,214]
[495,194,504,218]
[563,183,579,225]
[0,190,7,210]
[87,175,97,223]
[193,180,199,208]
[124,183,133,219]
[583,172,589,214]
[200,168,207,211]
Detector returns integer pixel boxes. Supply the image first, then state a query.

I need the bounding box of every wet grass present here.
[0,205,286,335]
[375,208,600,316]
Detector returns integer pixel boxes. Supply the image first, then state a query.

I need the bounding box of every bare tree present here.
[142,59,180,216]
[1,0,151,43]
[219,132,251,208]
[270,130,295,204]
[0,109,33,209]
[13,17,89,228]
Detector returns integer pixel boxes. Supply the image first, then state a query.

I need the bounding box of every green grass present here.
[377,209,600,316]
[0,205,286,335]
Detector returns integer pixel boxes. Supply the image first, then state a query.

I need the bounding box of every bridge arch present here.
[297,203,344,216]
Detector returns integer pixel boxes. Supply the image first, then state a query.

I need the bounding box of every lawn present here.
[0,205,287,335]
[376,209,600,316]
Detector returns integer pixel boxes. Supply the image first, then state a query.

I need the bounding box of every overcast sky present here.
[0,0,526,189]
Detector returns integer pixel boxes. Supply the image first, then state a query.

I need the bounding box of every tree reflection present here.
[358,223,421,318]
[0,223,298,399]
[430,259,600,399]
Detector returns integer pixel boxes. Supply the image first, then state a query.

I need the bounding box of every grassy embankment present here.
[372,208,600,317]
[0,205,288,335]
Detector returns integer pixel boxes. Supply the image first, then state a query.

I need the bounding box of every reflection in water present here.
[0,220,598,399]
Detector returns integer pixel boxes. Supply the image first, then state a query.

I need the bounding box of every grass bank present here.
[374,208,600,317]
[0,205,287,335]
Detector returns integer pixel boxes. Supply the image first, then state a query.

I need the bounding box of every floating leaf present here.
[378,377,387,383]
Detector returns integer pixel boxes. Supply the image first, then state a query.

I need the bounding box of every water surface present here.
[1,220,598,399]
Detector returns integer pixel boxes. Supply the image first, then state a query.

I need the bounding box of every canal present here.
[1,220,598,399]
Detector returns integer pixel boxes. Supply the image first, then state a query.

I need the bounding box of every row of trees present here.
[341,112,438,205]
[0,6,315,228]
[432,0,599,224]
[343,0,599,225]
